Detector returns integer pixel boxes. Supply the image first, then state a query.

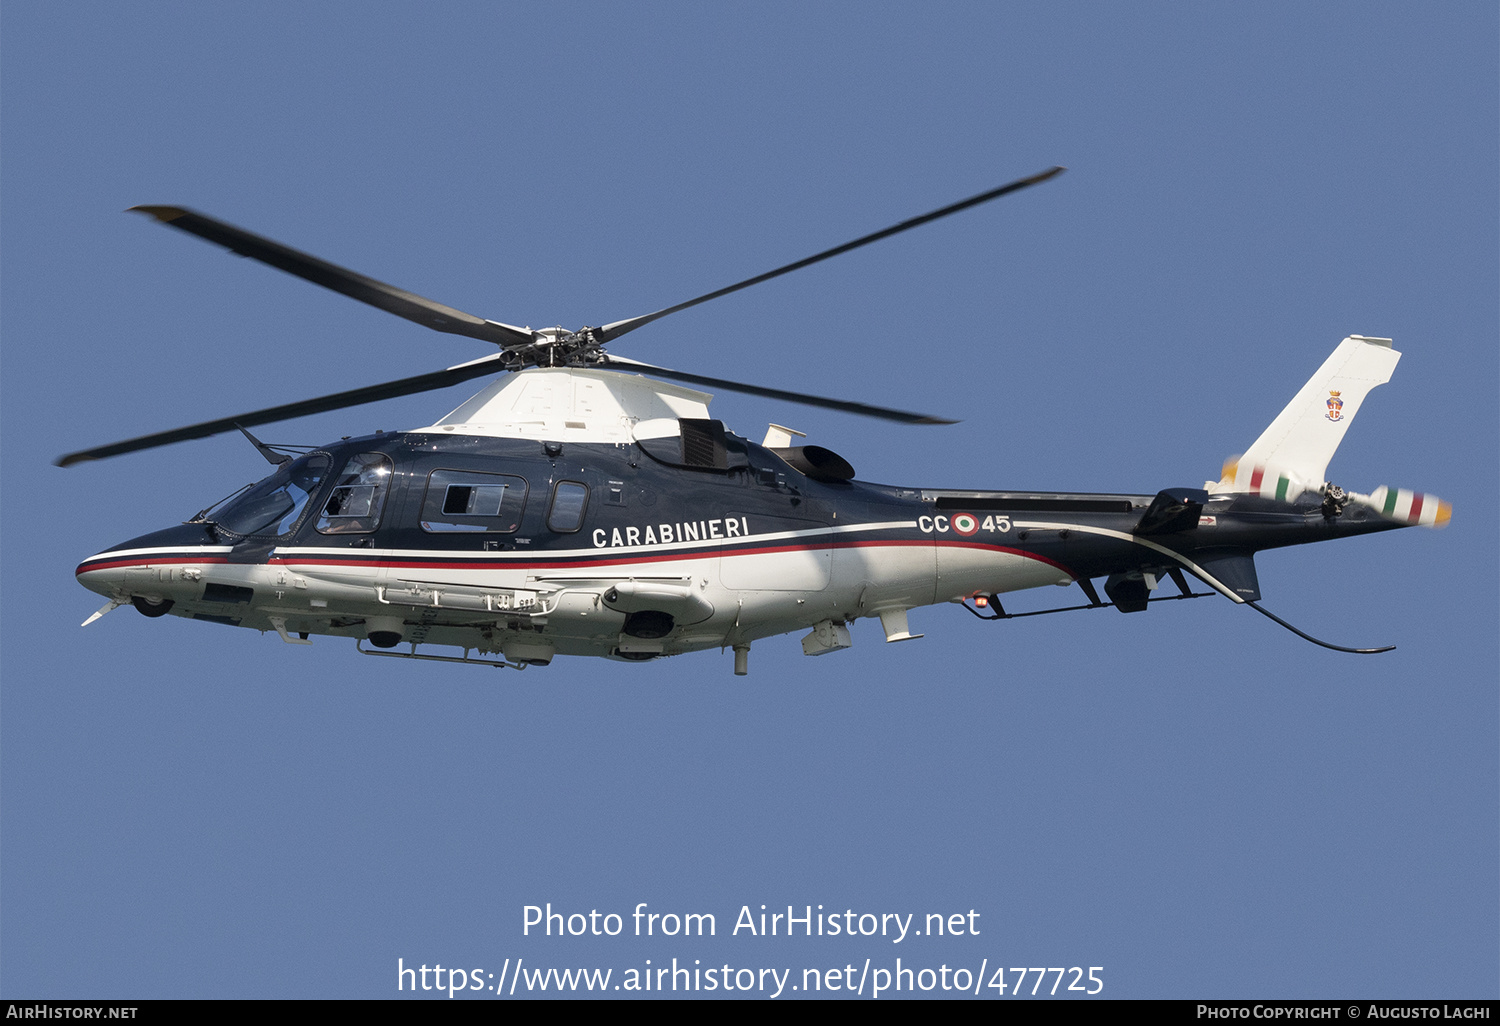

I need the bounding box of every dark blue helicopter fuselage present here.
[75,424,1404,667]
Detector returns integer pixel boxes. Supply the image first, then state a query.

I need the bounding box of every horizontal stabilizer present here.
[1194,552,1261,602]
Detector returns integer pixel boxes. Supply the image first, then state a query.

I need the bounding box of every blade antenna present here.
[1244,600,1395,654]
[236,423,292,466]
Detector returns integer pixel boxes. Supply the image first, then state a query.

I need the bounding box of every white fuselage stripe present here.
[1012,520,1243,603]
[85,545,233,561]
[275,521,920,561]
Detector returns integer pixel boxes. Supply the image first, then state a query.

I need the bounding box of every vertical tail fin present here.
[1214,335,1400,491]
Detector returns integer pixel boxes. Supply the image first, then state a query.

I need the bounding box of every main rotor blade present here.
[55,354,509,467]
[595,166,1065,344]
[601,356,956,425]
[129,206,536,348]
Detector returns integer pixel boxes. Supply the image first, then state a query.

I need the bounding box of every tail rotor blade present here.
[1210,458,1309,503]
[1354,486,1453,528]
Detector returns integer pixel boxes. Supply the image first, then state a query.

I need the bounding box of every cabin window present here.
[209,452,331,538]
[317,453,394,534]
[421,469,527,533]
[547,481,589,533]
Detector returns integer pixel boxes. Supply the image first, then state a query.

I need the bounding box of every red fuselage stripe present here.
[79,539,1077,579]
[76,555,230,575]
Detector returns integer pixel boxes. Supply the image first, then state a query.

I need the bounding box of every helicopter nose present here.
[75,557,124,599]
[75,523,228,608]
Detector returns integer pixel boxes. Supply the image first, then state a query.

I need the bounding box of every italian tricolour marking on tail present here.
[1365,485,1452,528]
[1213,459,1310,503]
[1213,335,1400,492]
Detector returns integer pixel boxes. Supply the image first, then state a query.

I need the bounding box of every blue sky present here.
[3,2,1495,999]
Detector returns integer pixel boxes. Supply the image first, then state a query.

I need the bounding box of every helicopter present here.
[61,168,1450,673]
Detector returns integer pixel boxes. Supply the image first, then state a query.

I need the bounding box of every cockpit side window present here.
[420,469,527,533]
[209,453,331,538]
[316,453,395,534]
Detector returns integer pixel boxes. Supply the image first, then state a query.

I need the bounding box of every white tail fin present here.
[1215,335,1400,490]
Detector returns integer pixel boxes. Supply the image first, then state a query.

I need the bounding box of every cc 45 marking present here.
[919,513,1011,536]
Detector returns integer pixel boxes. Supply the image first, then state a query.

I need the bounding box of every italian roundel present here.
[951,512,979,536]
